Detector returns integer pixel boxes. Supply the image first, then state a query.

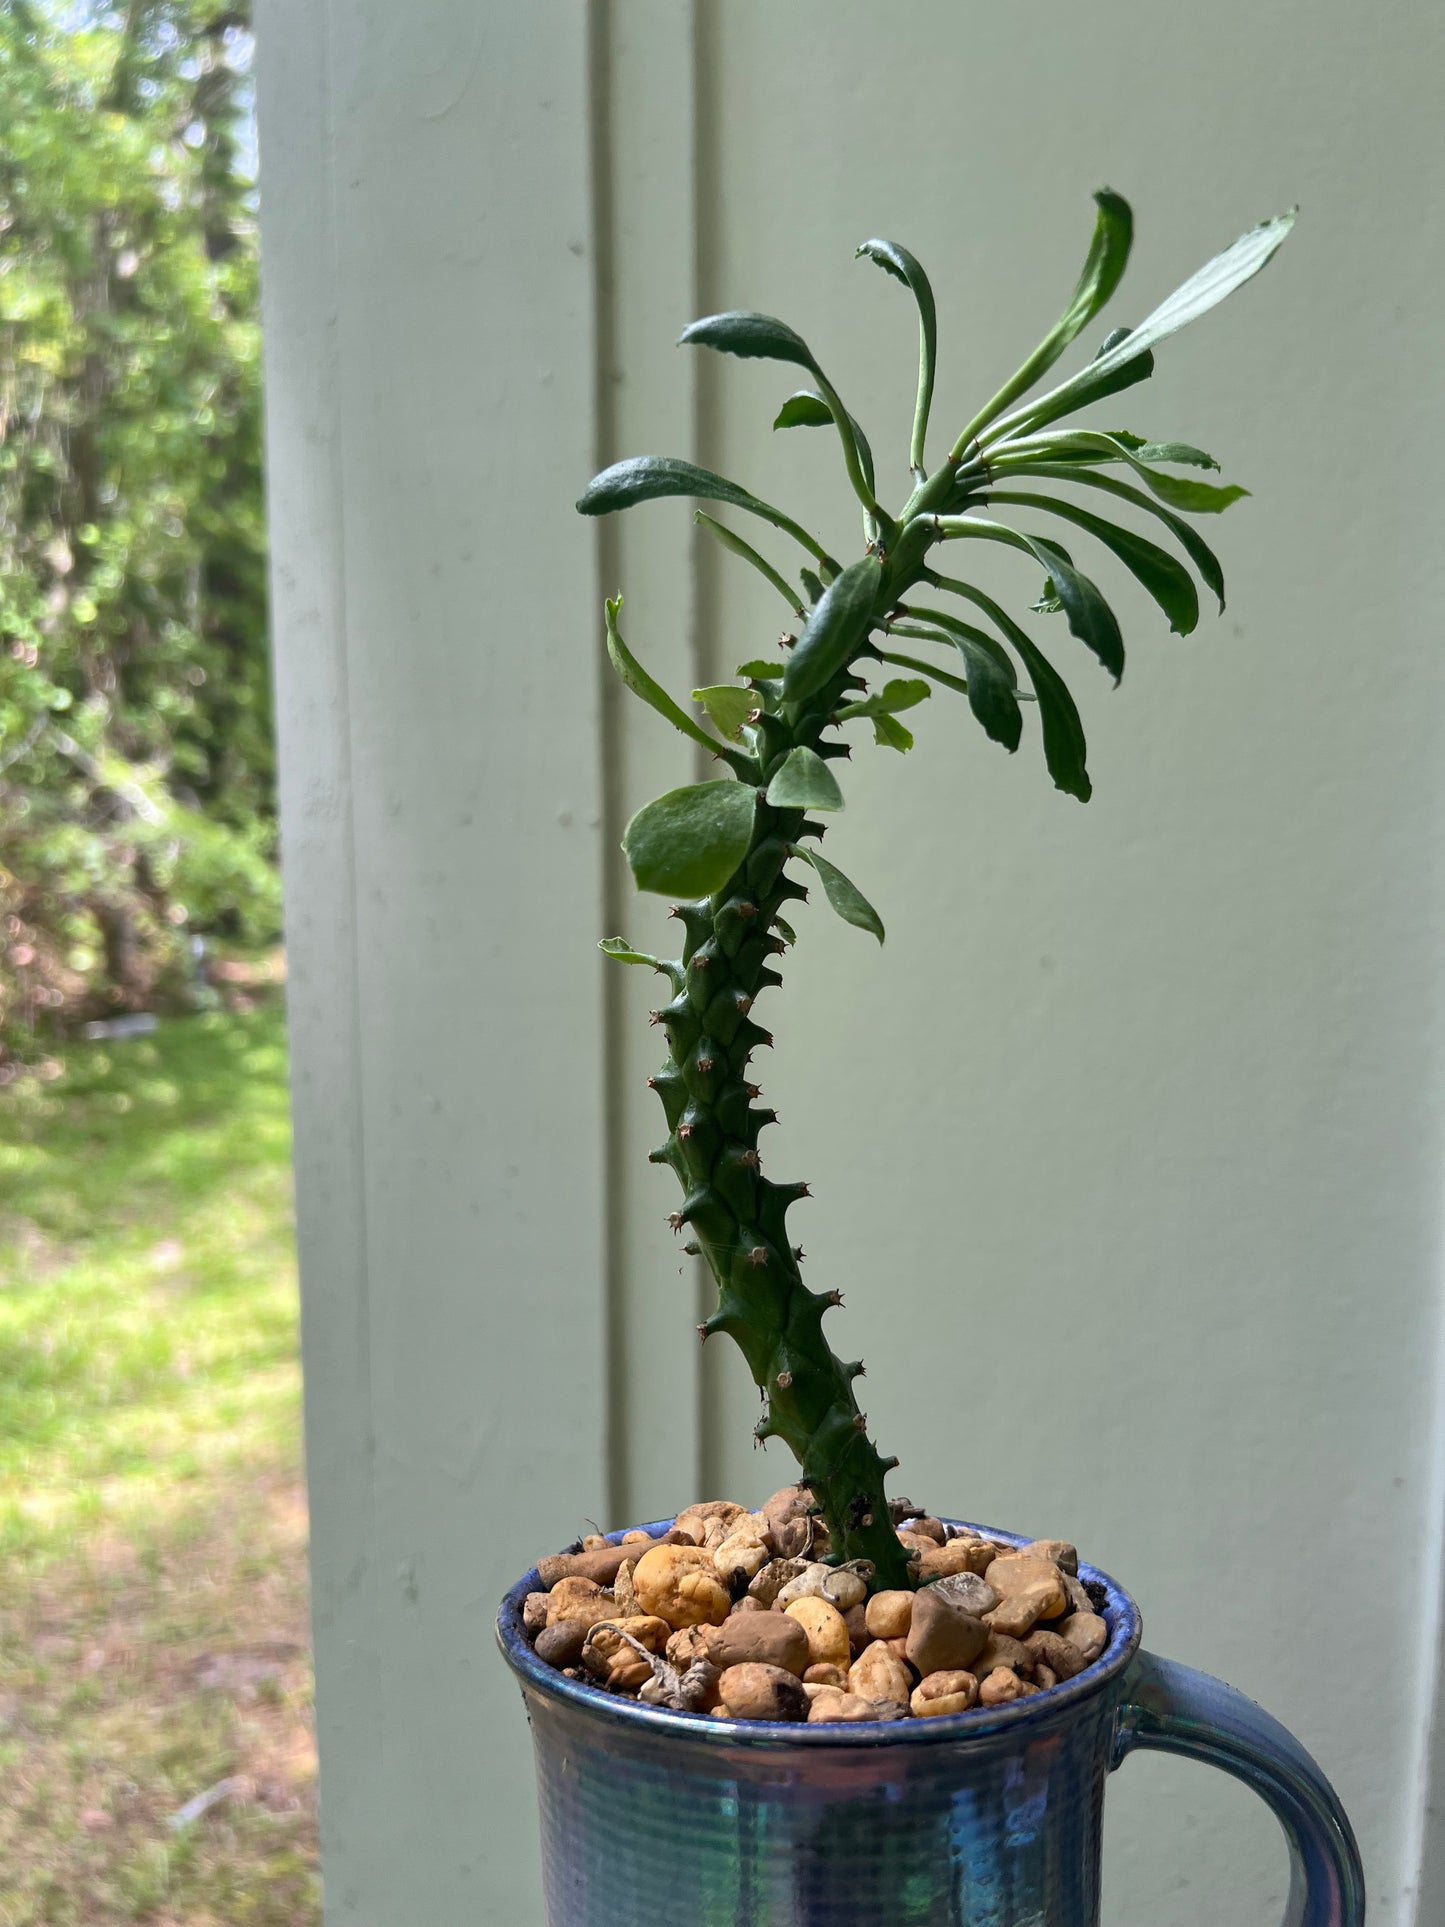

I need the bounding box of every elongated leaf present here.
[856,237,938,470]
[737,658,784,679]
[604,599,734,756]
[994,210,1295,440]
[692,684,754,741]
[878,645,973,698]
[800,568,827,606]
[694,511,804,614]
[679,310,819,372]
[873,713,914,752]
[837,677,931,720]
[798,847,885,943]
[766,745,846,811]
[623,780,758,897]
[774,391,833,429]
[1000,464,1228,608]
[993,332,1156,441]
[902,606,1022,750]
[577,455,831,566]
[771,389,878,497]
[599,937,663,967]
[950,191,1133,452]
[922,575,1090,798]
[998,431,1244,511]
[1010,633,1092,802]
[783,553,883,705]
[990,491,1199,634]
[938,518,1124,680]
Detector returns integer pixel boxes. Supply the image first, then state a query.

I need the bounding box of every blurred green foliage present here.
[0,2,274,1065]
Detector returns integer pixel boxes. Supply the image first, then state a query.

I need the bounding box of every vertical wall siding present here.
[259,2,1445,1921]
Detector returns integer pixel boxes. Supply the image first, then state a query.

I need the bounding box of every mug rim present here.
[497,1515,1144,1750]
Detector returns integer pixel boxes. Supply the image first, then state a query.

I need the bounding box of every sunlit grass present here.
[0,1002,318,1925]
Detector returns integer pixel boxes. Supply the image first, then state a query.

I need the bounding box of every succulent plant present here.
[580,192,1292,1590]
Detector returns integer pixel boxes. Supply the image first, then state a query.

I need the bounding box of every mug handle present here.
[1112,1649,1365,1926]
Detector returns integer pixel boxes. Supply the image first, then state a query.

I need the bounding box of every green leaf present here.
[855,238,937,471]
[604,598,738,757]
[772,390,878,499]
[925,576,1090,799]
[577,455,832,566]
[599,937,663,967]
[872,712,915,752]
[941,520,1125,680]
[693,511,804,614]
[950,190,1133,452]
[878,645,974,698]
[622,780,758,898]
[737,659,784,679]
[837,677,931,720]
[679,310,819,372]
[773,390,834,429]
[800,568,827,606]
[1010,633,1093,802]
[998,431,1244,512]
[692,683,755,740]
[773,916,797,946]
[900,607,1022,751]
[797,847,885,943]
[995,464,1229,608]
[783,554,883,705]
[990,491,1200,635]
[994,209,1295,441]
[765,745,846,811]
[997,330,1156,440]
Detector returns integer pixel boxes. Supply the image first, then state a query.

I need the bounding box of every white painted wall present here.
[258,3,1445,1922]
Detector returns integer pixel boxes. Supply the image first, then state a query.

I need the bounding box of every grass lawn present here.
[0,1001,318,1926]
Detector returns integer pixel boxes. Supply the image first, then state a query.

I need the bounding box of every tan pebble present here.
[612,1560,638,1617]
[980,1555,1066,1634]
[536,1540,682,1589]
[1061,1570,1094,1617]
[910,1669,978,1717]
[748,1558,808,1607]
[843,1602,871,1658]
[917,1540,993,1580]
[927,1572,997,1618]
[675,1501,751,1551]
[633,1545,732,1629]
[1021,1539,1079,1575]
[1057,1612,1109,1664]
[848,1640,913,1707]
[609,1656,654,1692]
[545,1579,617,1629]
[534,1620,589,1668]
[906,1586,988,1677]
[898,1516,947,1544]
[717,1661,808,1722]
[581,1533,609,1552]
[1025,1627,1088,1683]
[703,1612,810,1676]
[587,1615,670,1657]
[714,1530,772,1584]
[803,1662,849,1689]
[775,1563,867,1612]
[886,1637,916,1674]
[807,1688,879,1723]
[762,1485,822,1559]
[666,1626,711,1668]
[621,1529,652,1546]
[1034,1663,1057,1690]
[896,1530,935,1558]
[731,1594,767,1614]
[784,1596,852,1670]
[978,1666,1026,1707]
[522,1591,551,1635]
[865,1590,914,1641]
[971,1634,1034,1681]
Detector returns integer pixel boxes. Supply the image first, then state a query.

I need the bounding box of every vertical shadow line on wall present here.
[585,0,629,1529]
[691,0,726,1505]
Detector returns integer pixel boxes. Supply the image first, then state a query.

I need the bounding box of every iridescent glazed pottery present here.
[498,1518,1363,1927]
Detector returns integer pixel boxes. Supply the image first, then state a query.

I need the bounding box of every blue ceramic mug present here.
[498,1519,1363,1926]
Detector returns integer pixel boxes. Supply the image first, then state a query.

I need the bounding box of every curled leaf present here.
[796,847,885,943]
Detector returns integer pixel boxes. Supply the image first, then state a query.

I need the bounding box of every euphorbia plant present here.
[581,193,1292,1594]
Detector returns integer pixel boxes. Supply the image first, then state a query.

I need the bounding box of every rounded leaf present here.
[622,780,758,898]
